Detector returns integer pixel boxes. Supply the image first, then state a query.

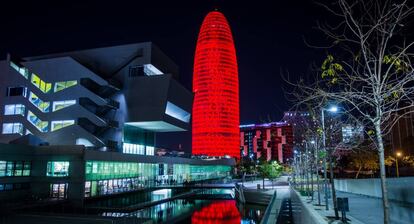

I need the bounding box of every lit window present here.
[2,123,23,135]
[27,110,48,132]
[143,64,163,76]
[52,100,76,112]
[54,80,77,92]
[46,161,70,177]
[165,101,191,123]
[0,161,6,176]
[10,62,29,79]
[51,120,75,132]
[4,104,25,116]
[146,146,155,156]
[29,92,50,112]
[123,143,146,155]
[31,74,51,93]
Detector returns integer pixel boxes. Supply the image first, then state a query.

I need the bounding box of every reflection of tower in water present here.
[191,200,241,224]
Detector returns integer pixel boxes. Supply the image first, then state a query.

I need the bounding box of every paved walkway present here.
[308,188,414,224]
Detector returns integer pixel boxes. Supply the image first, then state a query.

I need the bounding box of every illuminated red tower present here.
[192,11,240,158]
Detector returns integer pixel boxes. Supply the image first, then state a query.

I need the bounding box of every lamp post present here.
[310,140,316,203]
[321,106,339,218]
[396,151,402,178]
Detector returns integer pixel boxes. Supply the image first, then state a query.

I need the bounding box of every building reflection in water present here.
[191,200,241,224]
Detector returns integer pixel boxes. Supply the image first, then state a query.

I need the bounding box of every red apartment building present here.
[240,122,293,163]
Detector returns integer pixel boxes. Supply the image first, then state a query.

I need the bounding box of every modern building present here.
[282,111,315,146]
[0,143,235,206]
[0,42,192,154]
[341,124,364,144]
[240,122,293,163]
[192,11,240,159]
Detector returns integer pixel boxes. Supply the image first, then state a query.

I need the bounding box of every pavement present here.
[306,186,414,224]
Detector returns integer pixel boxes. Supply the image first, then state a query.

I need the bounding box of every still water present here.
[103,199,266,223]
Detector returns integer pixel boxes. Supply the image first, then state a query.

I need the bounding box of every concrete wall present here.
[334,177,414,204]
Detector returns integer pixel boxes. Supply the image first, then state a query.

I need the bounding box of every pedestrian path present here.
[310,189,414,224]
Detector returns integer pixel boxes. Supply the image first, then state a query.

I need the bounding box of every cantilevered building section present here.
[0,42,192,153]
[192,11,240,158]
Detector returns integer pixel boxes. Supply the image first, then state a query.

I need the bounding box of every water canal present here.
[96,188,266,223]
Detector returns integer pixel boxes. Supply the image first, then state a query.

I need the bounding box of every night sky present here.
[0,0,327,151]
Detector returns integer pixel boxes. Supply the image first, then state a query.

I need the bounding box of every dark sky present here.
[0,0,327,151]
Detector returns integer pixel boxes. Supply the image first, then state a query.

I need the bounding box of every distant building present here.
[282,111,314,146]
[240,122,293,163]
[341,124,364,144]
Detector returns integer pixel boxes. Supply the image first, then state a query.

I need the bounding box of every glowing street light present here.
[327,106,338,113]
[321,105,339,215]
[396,151,402,178]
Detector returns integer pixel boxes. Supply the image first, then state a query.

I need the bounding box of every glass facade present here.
[51,120,75,132]
[4,104,25,116]
[31,74,52,93]
[2,123,23,135]
[84,160,231,197]
[54,80,77,92]
[27,110,48,132]
[0,161,31,177]
[46,161,70,177]
[10,61,29,79]
[52,100,76,112]
[123,143,144,154]
[29,92,50,113]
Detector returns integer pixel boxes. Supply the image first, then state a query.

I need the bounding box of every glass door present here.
[50,183,68,199]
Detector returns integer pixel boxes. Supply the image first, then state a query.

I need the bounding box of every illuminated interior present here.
[84,161,231,197]
[192,11,240,158]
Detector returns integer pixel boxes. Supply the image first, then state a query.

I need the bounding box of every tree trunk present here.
[355,166,362,179]
[375,122,390,224]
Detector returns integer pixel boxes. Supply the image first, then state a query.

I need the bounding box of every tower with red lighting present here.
[192,11,240,158]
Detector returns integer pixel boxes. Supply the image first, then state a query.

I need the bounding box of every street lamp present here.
[396,151,402,178]
[321,105,339,216]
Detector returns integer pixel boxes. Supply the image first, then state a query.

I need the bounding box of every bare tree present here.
[289,0,414,223]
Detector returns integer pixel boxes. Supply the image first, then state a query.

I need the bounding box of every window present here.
[2,123,23,135]
[123,143,146,155]
[23,162,31,176]
[27,111,48,132]
[51,120,75,132]
[31,74,52,93]
[52,100,76,112]
[4,104,25,116]
[14,161,23,176]
[7,87,27,97]
[0,161,30,177]
[0,161,6,176]
[146,146,155,156]
[165,101,191,123]
[143,64,163,76]
[50,183,68,198]
[46,161,70,177]
[10,62,29,79]
[29,92,50,112]
[54,80,77,92]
